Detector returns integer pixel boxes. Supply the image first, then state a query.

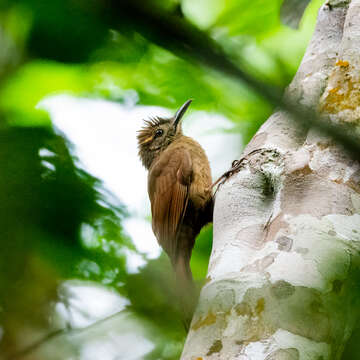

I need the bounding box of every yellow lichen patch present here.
[207,340,223,356]
[319,71,360,116]
[235,302,251,316]
[346,178,360,193]
[336,60,349,67]
[291,164,312,177]
[329,86,340,94]
[320,85,346,113]
[255,297,265,315]
[191,311,217,330]
[233,297,276,345]
[235,298,265,318]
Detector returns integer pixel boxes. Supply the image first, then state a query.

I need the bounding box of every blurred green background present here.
[0,0,323,359]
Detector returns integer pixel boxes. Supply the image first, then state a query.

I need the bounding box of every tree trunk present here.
[181,1,360,359]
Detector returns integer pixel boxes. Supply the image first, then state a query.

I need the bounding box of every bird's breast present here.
[181,139,212,210]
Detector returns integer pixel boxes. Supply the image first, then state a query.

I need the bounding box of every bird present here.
[137,99,213,327]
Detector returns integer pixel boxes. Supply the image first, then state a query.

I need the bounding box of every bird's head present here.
[137,99,192,169]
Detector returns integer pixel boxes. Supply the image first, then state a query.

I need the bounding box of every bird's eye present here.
[154,129,164,138]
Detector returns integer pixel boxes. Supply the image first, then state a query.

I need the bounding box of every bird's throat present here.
[140,146,162,169]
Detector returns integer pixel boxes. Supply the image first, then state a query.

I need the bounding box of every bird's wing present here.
[148,148,192,262]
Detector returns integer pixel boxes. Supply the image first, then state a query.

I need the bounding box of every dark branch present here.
[103,0,360,159]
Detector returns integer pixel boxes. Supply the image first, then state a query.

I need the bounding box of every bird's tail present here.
[173,254,197,330]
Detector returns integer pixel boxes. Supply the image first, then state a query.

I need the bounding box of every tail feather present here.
[173,254,197,330]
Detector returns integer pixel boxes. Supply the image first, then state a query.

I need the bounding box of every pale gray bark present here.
[181,1,360,359]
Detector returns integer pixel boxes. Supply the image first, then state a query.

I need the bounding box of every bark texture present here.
[181,1,360,359]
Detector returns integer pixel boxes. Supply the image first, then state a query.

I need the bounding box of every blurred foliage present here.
[0,125,131,355]
[0,0,325,359]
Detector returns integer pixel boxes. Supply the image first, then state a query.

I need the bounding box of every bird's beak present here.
[173,99,192,130]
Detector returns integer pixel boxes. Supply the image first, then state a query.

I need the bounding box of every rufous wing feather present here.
[148,148,192,263]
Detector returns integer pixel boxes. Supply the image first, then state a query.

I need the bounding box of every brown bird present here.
[137,100,213,327]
